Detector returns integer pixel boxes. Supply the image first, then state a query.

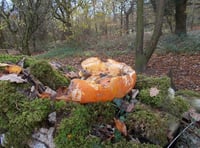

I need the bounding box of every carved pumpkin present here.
[57,57,136,103]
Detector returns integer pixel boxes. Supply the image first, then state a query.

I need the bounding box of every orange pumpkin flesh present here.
[56,57,136,103]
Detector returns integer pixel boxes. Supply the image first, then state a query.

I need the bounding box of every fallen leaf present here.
[0,74,26,83]
[120,101,135,112]
[5,65,22,74]
[38,92,51,99]
[65,71,79,79]
[56,86,68,97]
[149,87,160,97]
[45,86,57,98]
[0,63,9,67]
[131,89,139,99]
[114,118,127,136]
[126,103,135,112]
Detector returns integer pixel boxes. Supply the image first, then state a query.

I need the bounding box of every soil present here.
[58,52,200,92]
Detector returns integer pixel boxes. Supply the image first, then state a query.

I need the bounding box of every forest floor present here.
[58,52,200,92]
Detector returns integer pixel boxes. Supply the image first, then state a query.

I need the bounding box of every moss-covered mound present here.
[0,81,53,147]
[136,75,171,108]
[126,104,169,147]
[30,60,70,90]
[135,75,190,117]
[0,54,36,68]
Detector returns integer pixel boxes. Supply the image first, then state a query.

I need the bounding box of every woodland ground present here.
[1,32,199,92]
[57,52,200,92]
[36,30,200,93]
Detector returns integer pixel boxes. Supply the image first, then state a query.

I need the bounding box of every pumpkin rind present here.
[57,57,136,103]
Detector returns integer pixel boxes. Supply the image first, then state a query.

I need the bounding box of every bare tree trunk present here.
[190,0,196,30]
[0,29,5,48]
[125,14,129,34]
[145,0,165,61]
[135,0,165,72]
[120,2,123,36]
[135,0,144,72]
[175,0,187,35]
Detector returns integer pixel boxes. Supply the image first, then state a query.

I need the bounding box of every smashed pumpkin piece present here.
[56,57,136,103]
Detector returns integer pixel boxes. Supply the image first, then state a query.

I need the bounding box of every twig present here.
[167,121,195,148]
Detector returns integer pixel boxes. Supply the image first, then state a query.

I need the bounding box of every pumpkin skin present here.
[57,57,136,103]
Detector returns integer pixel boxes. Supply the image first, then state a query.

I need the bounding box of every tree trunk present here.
[120,2,123,36]
[135,0,165,72]
[190,0,196,30]
[145,0,165,64]
[22,31,31,55]
[0,30,5,48]
[125,14,129,34]
[135,0,144,72]
[175,0,187,35]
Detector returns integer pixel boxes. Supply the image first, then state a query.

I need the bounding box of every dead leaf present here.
[126,103,135,112]
[0,74,26,83]
[149,87,160,97]
[65,71,79,79]
[114,118,127,136]
[131,89,139,99]
[45,86,57,98]
[5,65,22,74]
[56,86,68,97]
[120,101,135,112]
[38,92,51,99]
[0,63,9,67]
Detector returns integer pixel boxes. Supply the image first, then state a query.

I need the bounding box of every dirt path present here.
[59,53,200,92]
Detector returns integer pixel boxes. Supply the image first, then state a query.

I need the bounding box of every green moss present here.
[6,99,52,147]
[176,89,200,98]
[0,54,36,67]
[136,75,171,108]
[138,88,165,107]
[136,74,171,90]
[105,139,161,148]
[163,96,190,117]
[86,102,116,125]
[30,60,70,90]
[126,104,168,146]
[0,81,53,147]
[54,103,93,148]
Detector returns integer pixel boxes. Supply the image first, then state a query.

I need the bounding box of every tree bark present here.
[175,0,187,35]
[135,0,165,72]
[135,0,144,72]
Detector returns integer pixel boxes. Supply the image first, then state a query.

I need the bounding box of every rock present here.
[168,87,175,100]
[28,140,47,148]
[29,127,55,148]
[48,112,56,124]
[191,99,200,112]
[0,134,6,147]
